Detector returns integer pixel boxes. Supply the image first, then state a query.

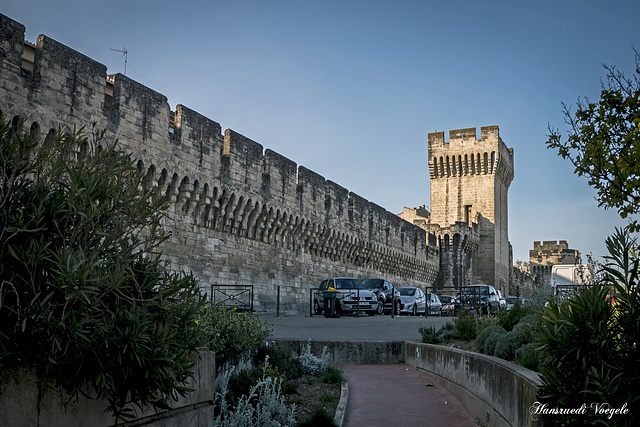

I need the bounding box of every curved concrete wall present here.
[276,339,543,427]
[404,342,543,427]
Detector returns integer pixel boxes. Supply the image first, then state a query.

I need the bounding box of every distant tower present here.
[427,126,514,292]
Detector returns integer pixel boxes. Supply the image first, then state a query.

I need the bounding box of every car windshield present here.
[439,296,450,303]
[506,297,518,303]
[361,278,384,289]
[398,287,416,296]
[334,278,362,289]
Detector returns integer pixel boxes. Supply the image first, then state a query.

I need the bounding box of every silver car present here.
[398,286,426,316]
[425,293,443,316]
[313,277,378,316]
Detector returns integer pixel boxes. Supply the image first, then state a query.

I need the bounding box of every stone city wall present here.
[0,14,439,311]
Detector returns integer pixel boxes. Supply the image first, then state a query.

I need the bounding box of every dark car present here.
[459,284,501,315]
[361,278,401,315]
[313,277,378,316]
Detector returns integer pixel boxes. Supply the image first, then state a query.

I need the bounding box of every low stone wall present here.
[276,339,542,427]
[0,349,215,427]
[274,339,405,365]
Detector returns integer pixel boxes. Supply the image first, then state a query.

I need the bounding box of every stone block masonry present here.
[427,126,514,293]
[0,13,439,311]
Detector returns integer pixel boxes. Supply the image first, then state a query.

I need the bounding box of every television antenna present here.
[110,47,128,75]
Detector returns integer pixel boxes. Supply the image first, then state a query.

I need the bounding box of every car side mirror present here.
[490,292,495,296]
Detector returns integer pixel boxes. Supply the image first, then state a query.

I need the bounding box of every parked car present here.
[439,295,456,315]
[362,278,401,315]
[459,284,501,315]
[496,290,506,311]
[397,286,426,315]
[425,293,442,316]
[313,277,378,316]
[505,296,518,311]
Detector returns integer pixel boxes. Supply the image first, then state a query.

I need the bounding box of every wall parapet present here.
[0,13,439,310]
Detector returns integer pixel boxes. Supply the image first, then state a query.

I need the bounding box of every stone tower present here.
[427,126,514,292]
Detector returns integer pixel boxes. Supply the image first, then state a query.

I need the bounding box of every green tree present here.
[546,50,640,231]
[0,114,204,421]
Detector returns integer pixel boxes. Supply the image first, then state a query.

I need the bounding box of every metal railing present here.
[210,284,254,311]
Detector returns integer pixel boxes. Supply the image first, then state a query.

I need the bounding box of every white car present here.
[313,277,378,316]
[496,290,506,311]
[397,286,426,316]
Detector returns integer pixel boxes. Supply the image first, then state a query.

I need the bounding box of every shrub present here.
[475,313,500,333]
[0,118,204,420]
[256,344,304,380]
[197,304,272,367]
[297,340,330,376]
[493,332,520,361]
[483,331,504,356]
[323,367,343,385]
[475,326,507,354]
[214,363,297,427]
[298,408,337,427]
[439,326,455,342]
[537,228,640,425]
[510,314,540,346]
[454,308,477,340]
[497,302,536,331]
[419,325,442,344]
[515,343,541,371]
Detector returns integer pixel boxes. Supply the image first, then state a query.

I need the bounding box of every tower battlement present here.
[428,125,514,289]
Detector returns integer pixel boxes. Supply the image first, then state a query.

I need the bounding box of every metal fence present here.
[210,284,254,311]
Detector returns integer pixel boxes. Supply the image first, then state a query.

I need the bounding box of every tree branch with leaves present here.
[547,49,640,231]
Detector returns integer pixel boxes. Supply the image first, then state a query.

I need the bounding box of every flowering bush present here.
[197,304,272,366]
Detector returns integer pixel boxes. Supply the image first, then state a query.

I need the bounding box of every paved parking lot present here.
[259,311,454,341]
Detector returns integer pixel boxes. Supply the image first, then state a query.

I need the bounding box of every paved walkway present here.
[341,364,476,426]
[259,313,476,426]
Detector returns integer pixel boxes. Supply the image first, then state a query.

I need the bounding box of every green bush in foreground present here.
[537,229,640,425]
[453,308,477,340]
[197,304,272,367]
[475,326,507,354]
[0,116,204,421]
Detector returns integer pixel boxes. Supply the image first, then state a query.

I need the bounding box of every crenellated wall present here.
[0,13,439,311]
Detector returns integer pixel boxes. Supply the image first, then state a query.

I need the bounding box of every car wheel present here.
[314,300,322,315]
[411,304,417,316]
[376,300,384,315]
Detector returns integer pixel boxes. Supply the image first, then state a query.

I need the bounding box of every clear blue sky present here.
[3,1,638,263]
